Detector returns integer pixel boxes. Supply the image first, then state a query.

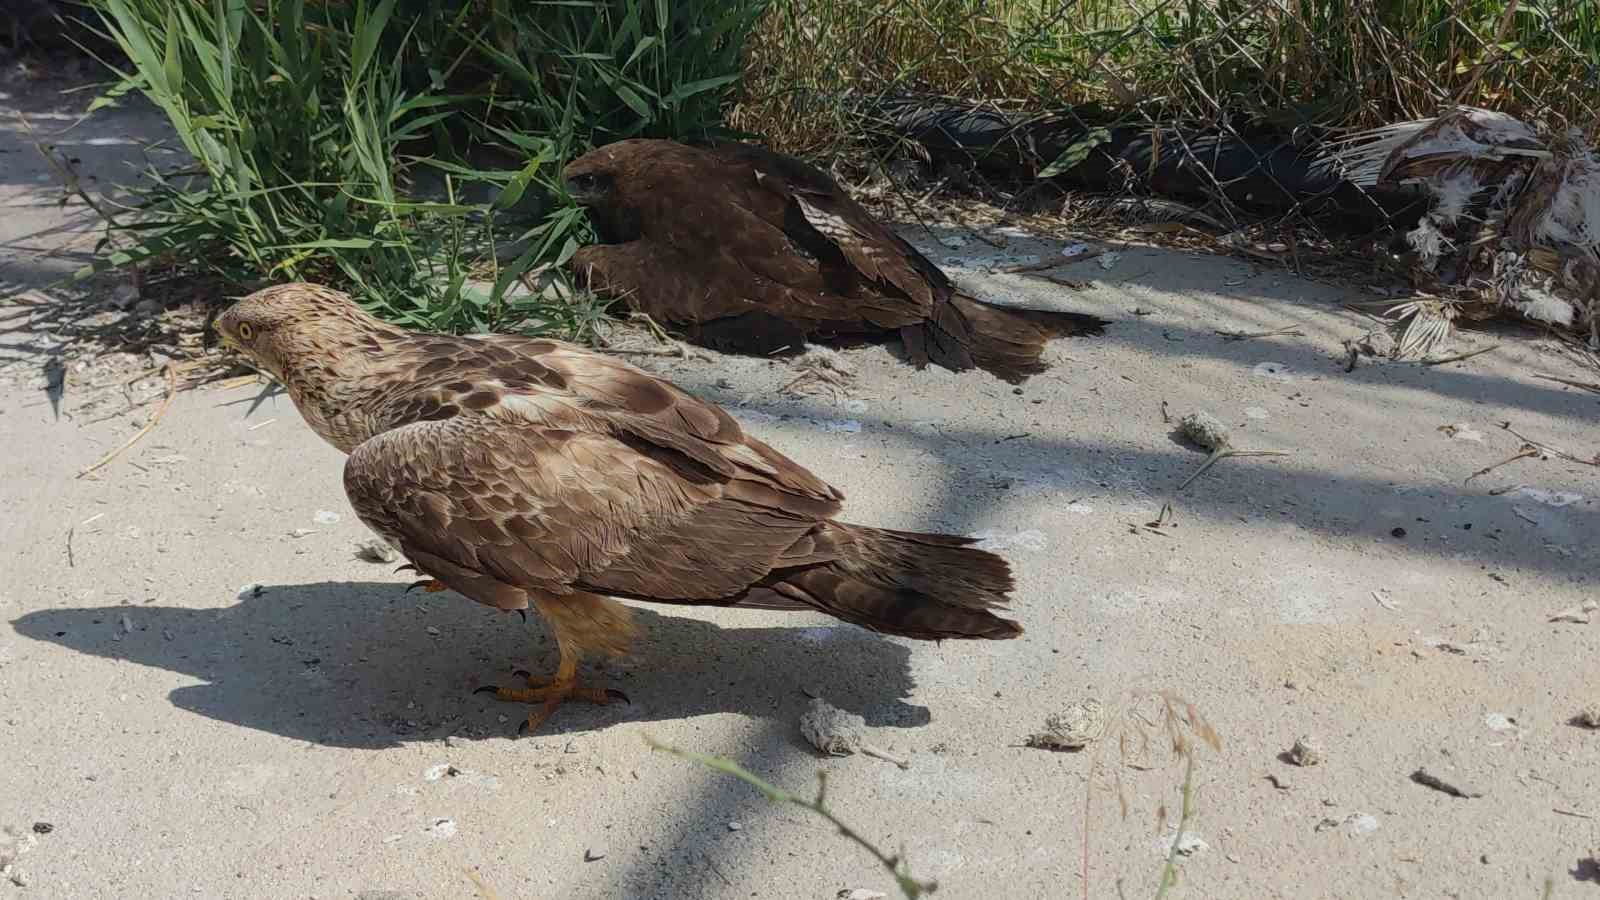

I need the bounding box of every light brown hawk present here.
[214,284,1021,734]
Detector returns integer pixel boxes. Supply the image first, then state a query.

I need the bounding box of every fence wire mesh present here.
[730,0,1600,352]
[734,0,1599,238]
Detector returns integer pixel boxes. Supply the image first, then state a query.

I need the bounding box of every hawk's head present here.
[563,140,695,242]
[562,153,619,207]
[214,283,393,382]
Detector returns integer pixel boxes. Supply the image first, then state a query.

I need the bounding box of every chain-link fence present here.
[738,2,1592,194]
[733,0,1600,349]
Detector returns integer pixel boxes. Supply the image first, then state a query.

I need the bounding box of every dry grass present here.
[735,0,1600,156]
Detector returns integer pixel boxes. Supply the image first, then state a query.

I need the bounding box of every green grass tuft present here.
[80,0,767,336]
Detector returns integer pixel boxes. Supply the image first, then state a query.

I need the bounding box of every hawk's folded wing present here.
[343,377,844,613]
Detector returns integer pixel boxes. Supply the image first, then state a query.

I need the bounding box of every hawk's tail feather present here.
[912,293,1108,383]
[742,523,1022,640]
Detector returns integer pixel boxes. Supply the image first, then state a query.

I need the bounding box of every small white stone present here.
[1288,735,1323,766]
[1177,411,1231,451]
[800,698,867,756]
[1027,700,1107,750]
[1252,361,1294,382]
[355,539,398,563]
[1348,813,1379,835]
[1152,829,1208,856]
[1483,713,1518,733]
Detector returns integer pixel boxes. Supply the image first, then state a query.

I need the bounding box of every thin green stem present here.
[1153,751,1197,900]
[645,736,937,899]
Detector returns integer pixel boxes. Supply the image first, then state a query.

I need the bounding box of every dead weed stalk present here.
[644,735,937,898]
[1085,691,1222,900]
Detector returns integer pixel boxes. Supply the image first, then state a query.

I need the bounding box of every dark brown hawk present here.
[564,139,1108,383]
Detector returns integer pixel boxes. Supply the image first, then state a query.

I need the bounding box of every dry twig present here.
[1178,448,1289,491]
[997,249,1104,274]
[1465,421,1599,482]
[1533,373,1600,393]
[1214,326,1304,341]
[1420,345,1499,366]
[77,363,177,479]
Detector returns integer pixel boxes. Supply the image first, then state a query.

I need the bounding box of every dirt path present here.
[3,72,1598,900]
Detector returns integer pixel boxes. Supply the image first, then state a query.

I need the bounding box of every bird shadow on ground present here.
[11,581,930,749]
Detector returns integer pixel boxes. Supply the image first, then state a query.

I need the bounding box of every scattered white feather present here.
[1514,287,1577,327]
[1536,154,1600,251]
[1405,219,1451,270]
[1430,168,1483,226]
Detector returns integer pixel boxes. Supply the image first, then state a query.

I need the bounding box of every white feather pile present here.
[1320,107,1547,187]
[1322,107,1599,348]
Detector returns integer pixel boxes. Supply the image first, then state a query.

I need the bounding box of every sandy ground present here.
[4,72,1600,900]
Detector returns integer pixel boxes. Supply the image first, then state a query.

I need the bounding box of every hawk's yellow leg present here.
[474,642,628,736]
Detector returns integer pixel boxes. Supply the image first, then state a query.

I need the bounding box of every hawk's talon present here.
[405,578,448,594]
[473,674,626,736]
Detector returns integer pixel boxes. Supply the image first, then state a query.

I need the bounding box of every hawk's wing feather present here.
[570,241,856,332]
[344,362,845,610]
[710,142,949,310]
[574,142,932,333]
[476,338,840,501]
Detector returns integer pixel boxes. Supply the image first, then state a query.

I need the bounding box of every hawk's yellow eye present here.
[236,322,255,341]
